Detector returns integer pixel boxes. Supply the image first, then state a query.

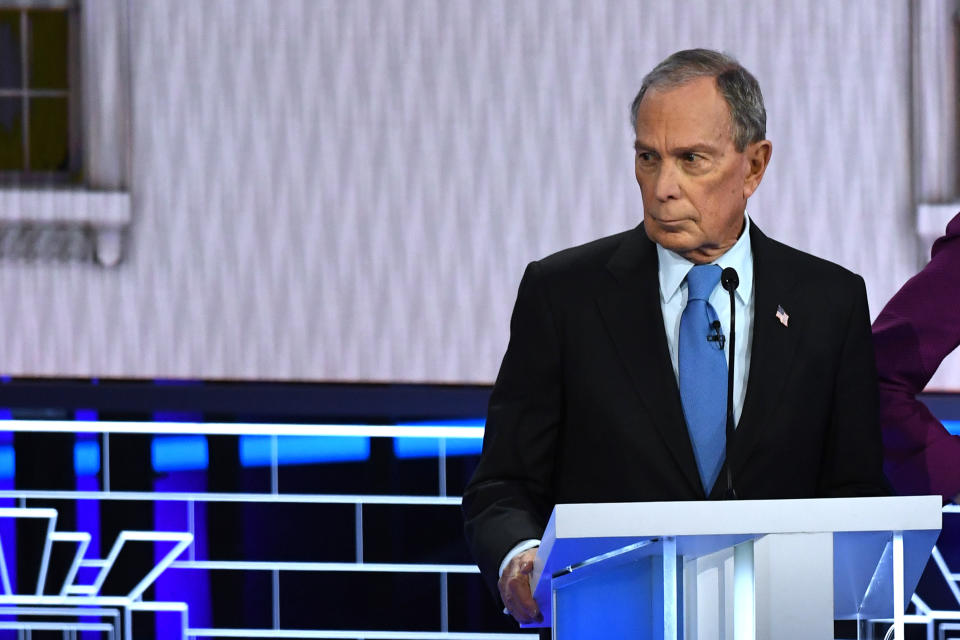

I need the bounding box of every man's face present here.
[633,76,771,264]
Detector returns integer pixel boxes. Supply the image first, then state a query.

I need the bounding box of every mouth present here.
[650,215,690,228]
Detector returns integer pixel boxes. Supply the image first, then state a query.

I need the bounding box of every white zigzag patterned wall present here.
[0,0,957,387]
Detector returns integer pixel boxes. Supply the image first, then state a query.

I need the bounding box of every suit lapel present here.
[596,226,704,497]
[730,224,801,473]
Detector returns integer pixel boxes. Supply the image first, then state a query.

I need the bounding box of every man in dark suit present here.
[461,49,886,626]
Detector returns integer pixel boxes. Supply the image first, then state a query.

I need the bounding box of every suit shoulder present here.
[533,228,636,277]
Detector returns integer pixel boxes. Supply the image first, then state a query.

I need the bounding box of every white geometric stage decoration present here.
[0,419,534,639]
[0,507,192,639]
[0,496,533,640]
[894,504,960,639]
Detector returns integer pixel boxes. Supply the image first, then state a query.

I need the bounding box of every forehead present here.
[634,76,734,146]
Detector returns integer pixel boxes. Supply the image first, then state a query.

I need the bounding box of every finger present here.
[515,556,541,619]
[507,600,539,625]
[501,579,533,622]
[506,575,541,622]
[502,595,531,624]
[498,581,528,623]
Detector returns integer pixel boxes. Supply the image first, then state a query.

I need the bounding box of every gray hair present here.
[630,49,766,151]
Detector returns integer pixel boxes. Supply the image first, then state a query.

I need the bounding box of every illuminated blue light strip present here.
[152,436,209,472]
[73,414,101,595]
[394,419,485,458]
[73,566,100,586]
[154,462,210,635]
[0,416,486,476]
[73,441,100,476]
[73,409,98,422]
[239,436,370,467]
[944,421,960,436]
[0,442,16,603]
[393,437,483,459]
[0,447,13,480]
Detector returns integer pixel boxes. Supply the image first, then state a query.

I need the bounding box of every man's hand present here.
[498,548,542,624]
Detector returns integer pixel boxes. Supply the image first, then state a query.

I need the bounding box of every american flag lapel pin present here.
[775,305,789,327]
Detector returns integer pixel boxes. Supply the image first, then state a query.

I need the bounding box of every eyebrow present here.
[673,144,718,155]
[633,140,719,156]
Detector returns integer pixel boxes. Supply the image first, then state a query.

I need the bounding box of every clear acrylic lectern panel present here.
[551,538,682,638]
[525,496,942,640]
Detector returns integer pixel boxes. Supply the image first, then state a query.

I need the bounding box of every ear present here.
[742,140,772,199]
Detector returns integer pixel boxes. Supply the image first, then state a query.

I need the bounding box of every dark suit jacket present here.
[462,221,887,597]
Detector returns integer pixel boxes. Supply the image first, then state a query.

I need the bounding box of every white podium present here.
[525,496,942,640]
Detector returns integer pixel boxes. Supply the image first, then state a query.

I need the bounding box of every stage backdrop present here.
[0,0,958,387]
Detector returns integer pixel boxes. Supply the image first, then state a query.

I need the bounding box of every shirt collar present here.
[656,214,754,305]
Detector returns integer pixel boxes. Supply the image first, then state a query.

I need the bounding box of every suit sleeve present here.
[462,261,564,598]
[817,274,888,497]
[873,213,960,500]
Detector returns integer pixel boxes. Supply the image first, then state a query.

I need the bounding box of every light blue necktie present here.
[679,264,727,494]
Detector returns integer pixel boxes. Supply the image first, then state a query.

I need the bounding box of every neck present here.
[679,216,747,264]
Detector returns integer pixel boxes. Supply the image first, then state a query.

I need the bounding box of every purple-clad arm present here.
[873,212,960,501]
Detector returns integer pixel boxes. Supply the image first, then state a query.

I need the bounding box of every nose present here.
[653,162,682,202]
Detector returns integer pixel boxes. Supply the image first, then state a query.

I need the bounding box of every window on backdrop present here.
[0,4,79,184]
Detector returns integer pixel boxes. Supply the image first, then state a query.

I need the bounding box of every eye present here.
[681,152,700,163]
[636,151,658,166]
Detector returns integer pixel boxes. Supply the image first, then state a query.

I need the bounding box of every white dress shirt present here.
[656,214,754,426]
[498,215,756,581]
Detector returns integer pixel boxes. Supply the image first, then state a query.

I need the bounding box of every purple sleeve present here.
[873,212,960,500]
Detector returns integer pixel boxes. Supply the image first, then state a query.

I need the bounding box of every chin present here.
[647,228,698,255]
